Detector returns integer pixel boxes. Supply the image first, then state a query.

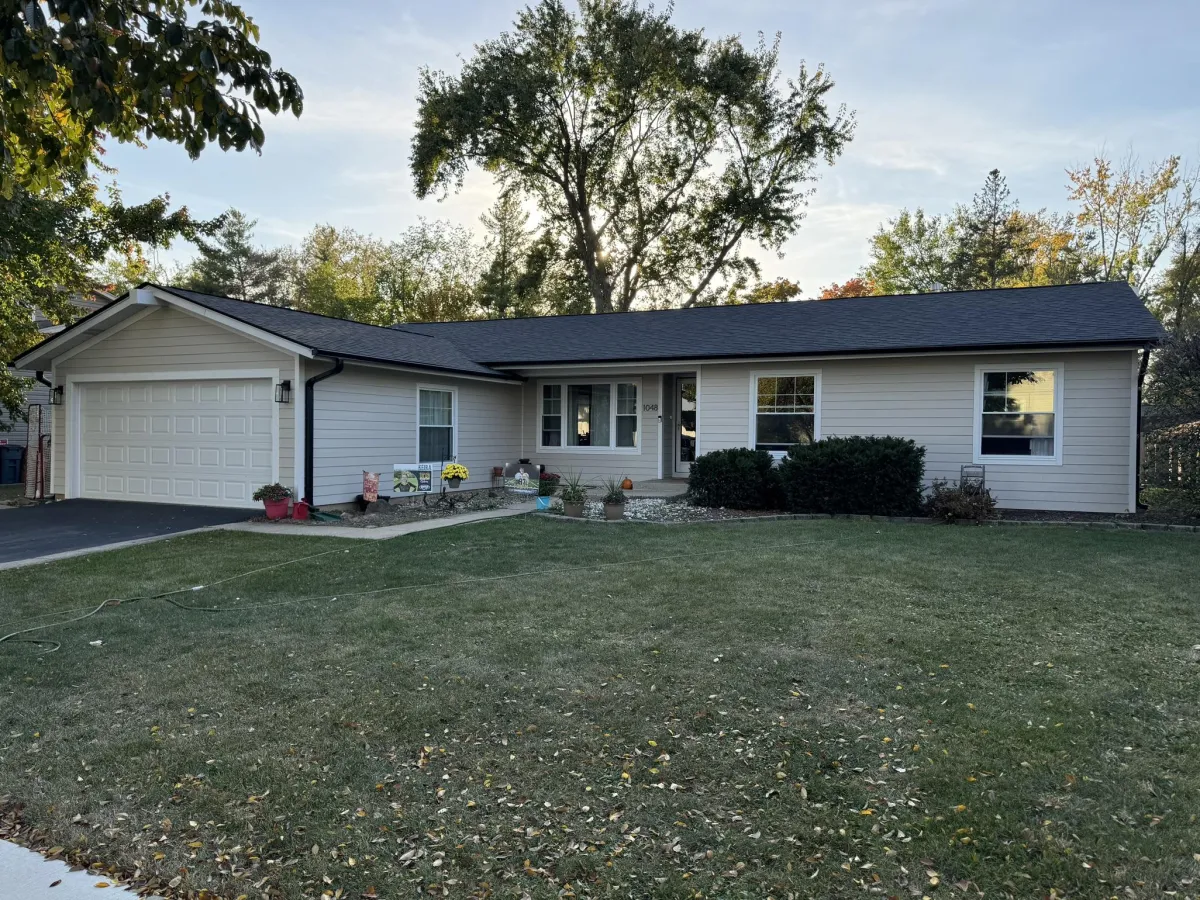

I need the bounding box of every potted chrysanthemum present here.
[253,482,292,520]
[441,462,469,489]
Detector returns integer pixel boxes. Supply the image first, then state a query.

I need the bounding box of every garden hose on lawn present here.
[1,537,845,653]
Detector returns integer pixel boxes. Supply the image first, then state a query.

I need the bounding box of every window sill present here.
[973,454,1062,467]
[537,446,642,454]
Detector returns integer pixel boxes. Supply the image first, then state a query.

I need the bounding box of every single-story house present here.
[10,281,1164,513]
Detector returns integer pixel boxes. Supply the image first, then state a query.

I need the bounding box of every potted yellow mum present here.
[441,462,469,489]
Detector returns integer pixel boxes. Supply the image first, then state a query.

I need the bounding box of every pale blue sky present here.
[106,0,1200,295]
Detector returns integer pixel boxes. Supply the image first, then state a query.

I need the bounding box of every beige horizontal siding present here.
[52,306,297,496]
[698,350,1137,513]
[519,374,662,485]
[308,362,522,505]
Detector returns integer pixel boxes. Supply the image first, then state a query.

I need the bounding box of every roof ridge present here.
[400,281,1131,328]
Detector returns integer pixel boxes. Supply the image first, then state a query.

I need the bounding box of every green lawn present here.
[1,519,1197,899]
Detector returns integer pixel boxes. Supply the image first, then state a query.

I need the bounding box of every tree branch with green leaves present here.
[410,0,852,313]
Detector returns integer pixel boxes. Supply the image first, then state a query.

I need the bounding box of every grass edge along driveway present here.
[1,518,1197,899]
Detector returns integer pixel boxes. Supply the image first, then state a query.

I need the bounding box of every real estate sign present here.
[393,464,434,494]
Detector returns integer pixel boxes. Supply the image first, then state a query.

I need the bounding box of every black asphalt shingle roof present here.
[159,286,513,379]
[25,280,1150,379]
[396,281,1165,366]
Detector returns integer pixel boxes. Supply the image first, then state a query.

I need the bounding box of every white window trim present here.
[536,378,643,454]
[972,363,1064,467]
[416,384,458,465]
[748,370,822,451]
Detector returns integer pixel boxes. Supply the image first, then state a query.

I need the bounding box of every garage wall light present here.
[49,385,64,406]
[275,380,292,404]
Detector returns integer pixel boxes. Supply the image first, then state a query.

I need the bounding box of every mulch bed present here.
[254,489,515,528]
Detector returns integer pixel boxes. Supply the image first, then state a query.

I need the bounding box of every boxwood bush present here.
[780,436,926,515]
[686,448,783,510]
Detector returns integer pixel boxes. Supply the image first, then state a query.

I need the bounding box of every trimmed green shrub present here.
[925,478,998,524]
[780,435,925,515]
[686,448,783,510]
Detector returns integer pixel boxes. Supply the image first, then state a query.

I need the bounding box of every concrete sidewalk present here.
[0,840,154,899]
[217,503,534,540]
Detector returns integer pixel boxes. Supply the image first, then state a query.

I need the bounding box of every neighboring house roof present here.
[396,282,1165,366]
[154,287,518,380]
[33,288,117,335]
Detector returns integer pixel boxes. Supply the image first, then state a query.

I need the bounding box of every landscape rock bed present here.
[545,497,784,523]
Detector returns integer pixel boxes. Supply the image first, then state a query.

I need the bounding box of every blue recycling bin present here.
[0,445,25,485]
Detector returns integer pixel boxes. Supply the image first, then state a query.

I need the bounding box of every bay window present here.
[541,381,639,449]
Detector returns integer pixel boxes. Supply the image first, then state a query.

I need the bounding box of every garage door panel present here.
[79,377,274,508]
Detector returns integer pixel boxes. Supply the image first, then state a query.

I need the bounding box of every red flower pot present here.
[292,500,310,520]
[263,498,290,520]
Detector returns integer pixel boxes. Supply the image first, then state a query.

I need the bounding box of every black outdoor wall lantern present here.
[275,380,292,404]
[49,385,64,405]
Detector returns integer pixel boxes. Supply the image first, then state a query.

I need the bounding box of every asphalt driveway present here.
[0,500,251,567]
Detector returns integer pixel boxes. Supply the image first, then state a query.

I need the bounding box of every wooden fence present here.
[1143,420,1200,490]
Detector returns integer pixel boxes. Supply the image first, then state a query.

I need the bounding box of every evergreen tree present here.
[950,169,1030,289]
[182,210,290,305]
[478,191,532,318]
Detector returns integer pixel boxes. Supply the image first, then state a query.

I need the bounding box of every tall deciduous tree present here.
[0,0,302,197]
[181,209,290,305]
[861,209,958,294]
[1154,228,1200,335]
[291,221,485,325]
[1066,152,1199,296]
[411,0,853,313]
[818,277,874,299]
[1,171,211,425]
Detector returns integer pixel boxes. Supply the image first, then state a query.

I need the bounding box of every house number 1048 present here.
[643,403,659,412]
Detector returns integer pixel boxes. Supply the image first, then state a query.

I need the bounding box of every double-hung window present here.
[754,375,817,452]
[975,367,1061,463]
[418,388,455,463]
[541,381,639,449]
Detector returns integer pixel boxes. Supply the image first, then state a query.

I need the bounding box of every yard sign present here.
[393,464,434,494]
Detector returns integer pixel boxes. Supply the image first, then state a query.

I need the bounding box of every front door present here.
[675,376,697,476]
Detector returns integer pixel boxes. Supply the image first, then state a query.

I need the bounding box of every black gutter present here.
[1134,345,1152,510]
[34,371,53,389]
[480,338,1167,370]
[304,357,344,506]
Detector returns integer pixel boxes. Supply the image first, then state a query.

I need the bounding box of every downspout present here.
[304,357,343,506]
[34,371,52,389]
[1134,345,1151,511]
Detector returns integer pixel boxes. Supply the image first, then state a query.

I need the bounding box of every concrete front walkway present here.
[0,839,154,899]
[218,503,533,540]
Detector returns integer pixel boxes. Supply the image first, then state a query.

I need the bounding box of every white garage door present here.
[78,379,275,508]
